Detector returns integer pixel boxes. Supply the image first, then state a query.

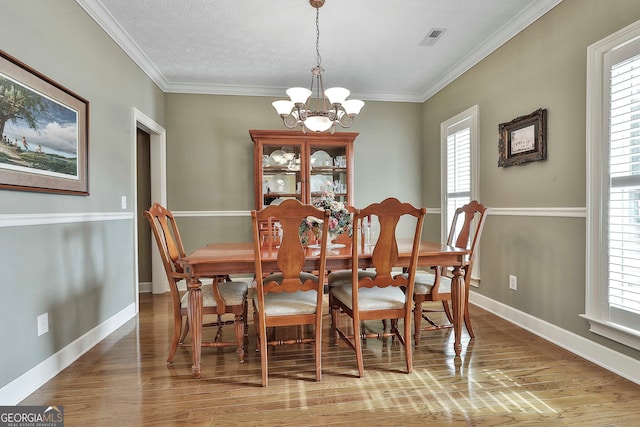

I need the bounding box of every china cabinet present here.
[249,130,358,211]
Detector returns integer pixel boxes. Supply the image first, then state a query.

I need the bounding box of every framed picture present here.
[498,108,547,167]
[0,50,89,195]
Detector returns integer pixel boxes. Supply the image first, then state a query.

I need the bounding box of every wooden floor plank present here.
[20,293,640,426]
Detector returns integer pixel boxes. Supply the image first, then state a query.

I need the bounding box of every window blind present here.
[608,52,640,321]
[446,124,471,236]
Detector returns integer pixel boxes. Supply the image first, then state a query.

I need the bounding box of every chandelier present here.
[272,0,364,134]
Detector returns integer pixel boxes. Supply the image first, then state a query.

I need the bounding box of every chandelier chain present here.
[315,8,322,68]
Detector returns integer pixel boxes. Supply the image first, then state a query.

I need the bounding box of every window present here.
[585,19,640,350]
[441,105,479,274]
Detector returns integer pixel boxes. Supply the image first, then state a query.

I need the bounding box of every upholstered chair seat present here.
[252,272,319,316]
[181,282,249,309]
[330,283,406,311]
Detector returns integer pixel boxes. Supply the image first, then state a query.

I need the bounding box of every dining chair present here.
[329,197,426,377]
[327,206,377,331]
[408,200,488,345]
[143,202,249,363]
[251,198,330,386]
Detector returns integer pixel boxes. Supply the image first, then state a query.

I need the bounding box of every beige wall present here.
[422,0,640,358]
[164,94,423,252]
[0,0,164,390]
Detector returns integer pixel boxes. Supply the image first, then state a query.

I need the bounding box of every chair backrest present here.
[447,200,488,277]
[143,202,186,283]
[251,199,330,295]
[352,198,426,298]
[258,217,282,247]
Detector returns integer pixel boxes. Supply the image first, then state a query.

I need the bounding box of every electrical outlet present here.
[37,313,49,336]
[509,275,517,291]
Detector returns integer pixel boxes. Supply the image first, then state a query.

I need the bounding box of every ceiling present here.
[76,0,562,103]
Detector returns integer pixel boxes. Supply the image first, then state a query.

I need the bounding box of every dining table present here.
[178,239,470,379]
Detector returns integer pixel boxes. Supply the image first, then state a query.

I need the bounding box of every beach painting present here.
[0,51,88,195]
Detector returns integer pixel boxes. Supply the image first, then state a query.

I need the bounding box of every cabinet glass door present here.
[261,144,302,208]
[309,144,348,204]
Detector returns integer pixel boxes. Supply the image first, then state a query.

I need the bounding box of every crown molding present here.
[420,0,563,101]
[75,0,170,91]
[76,0,563,102]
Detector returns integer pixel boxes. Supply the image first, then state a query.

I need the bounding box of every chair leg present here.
[243,299,249,337]
[257,316,269,387]
[214,315,224,343]
[440,299,474,336]
[353,316,365,378]
[167,316,184,363]
[179,316,190,344]
[315,322,322,382]
[442,300,453,323]
[463,303,475,338]
[403,314,413,374]
[390,319,398,341]
[413,301,423,346]
[234,313,245,363]
[330,296,340,340]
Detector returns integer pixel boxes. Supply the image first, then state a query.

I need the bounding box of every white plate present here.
[310,175,332,192]
[268,150,288,166]
[268,174,289,193]
[310,150,332,167]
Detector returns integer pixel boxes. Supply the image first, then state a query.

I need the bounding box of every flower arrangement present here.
[299,188,352,245]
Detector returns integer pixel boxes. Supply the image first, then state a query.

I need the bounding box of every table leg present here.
[187,278,203,379]
[451,265,465,356]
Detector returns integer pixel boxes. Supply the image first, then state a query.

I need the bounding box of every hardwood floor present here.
[21,292,640,426]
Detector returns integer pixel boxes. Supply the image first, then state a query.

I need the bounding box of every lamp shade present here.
[342,99,365,115]
[272,100,294,116]
[286,87,312,105]
[325,87,350,105]
[304,115,333,132]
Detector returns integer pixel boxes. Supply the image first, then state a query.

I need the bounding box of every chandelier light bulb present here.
[272,100,294,116]
[304,116,333,133]
[325,87,350,105]
[342,99,365,116]
[286,87,312,105]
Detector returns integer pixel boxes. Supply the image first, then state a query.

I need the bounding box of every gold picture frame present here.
[498,108,547,168]
[0,50,89,195]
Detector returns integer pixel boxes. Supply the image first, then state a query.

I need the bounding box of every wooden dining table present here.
[178,240,470,379]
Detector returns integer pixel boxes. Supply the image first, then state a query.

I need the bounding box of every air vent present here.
[420,28,447,47]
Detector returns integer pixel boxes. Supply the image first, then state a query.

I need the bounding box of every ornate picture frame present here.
[0,50,89,195]
[498,108,547,168]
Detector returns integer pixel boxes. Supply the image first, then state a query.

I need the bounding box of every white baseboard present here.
[138,281,152,293]
[470,291,640,385]
[0,302,137,405]
[7,289,632,407]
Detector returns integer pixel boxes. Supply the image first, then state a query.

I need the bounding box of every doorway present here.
[133,108,167,310]
[137,128,152,291]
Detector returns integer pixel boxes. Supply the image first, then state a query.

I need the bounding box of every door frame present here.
[132,108,167,308]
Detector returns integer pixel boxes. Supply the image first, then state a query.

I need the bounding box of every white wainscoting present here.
[2,206,599,405]
[0,211,133,228]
